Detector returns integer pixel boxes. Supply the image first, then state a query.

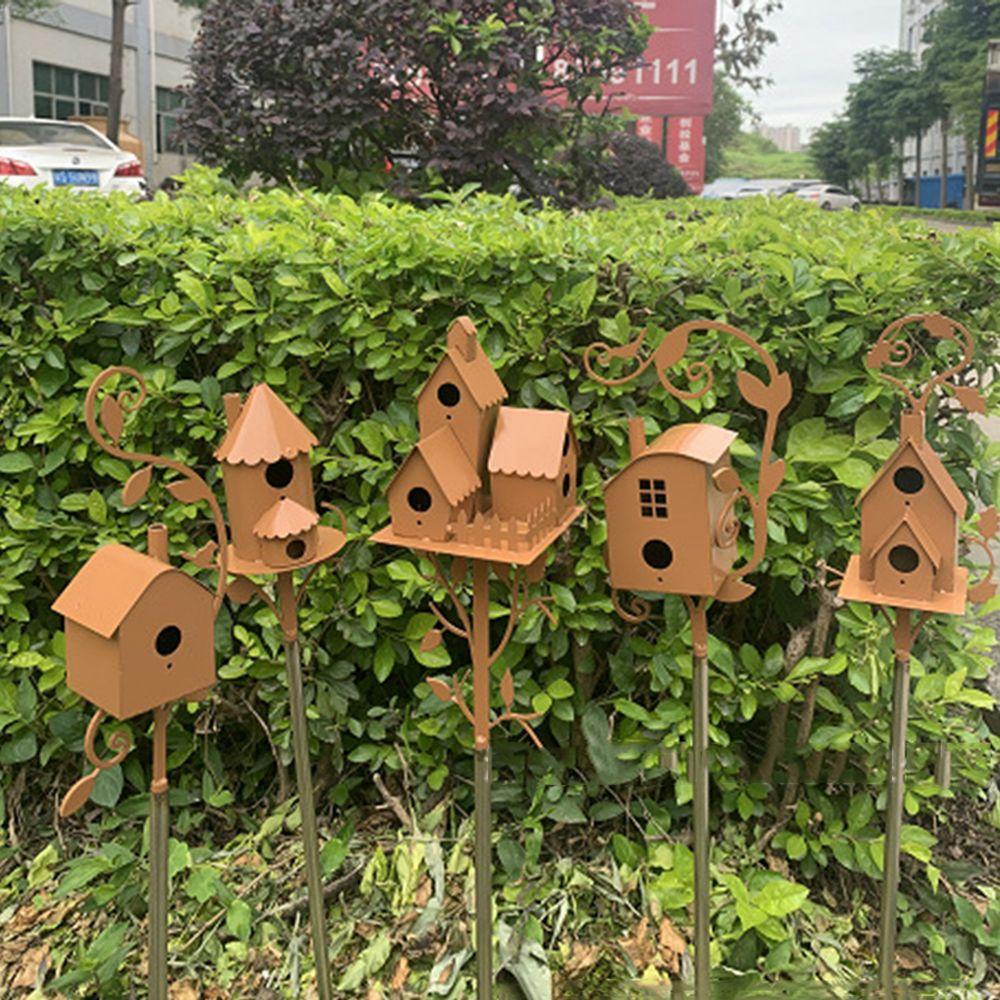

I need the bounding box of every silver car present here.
[795,184,861,212]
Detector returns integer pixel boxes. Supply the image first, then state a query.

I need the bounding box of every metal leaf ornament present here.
[427,677,453,703]
[420,628,444,652]
[100,394,124,444]
[121,466,152,506]
[967,505,999,605]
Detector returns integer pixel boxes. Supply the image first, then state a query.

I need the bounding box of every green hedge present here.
[2,171,999,988]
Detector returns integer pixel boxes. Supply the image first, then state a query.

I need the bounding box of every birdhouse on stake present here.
[54,543,215,721]
[839,313,998,615]
[216,384,344,576]
[384,317,581,557]
[584,320,791,613]
[372,315,582,997]
[603,421,739,598]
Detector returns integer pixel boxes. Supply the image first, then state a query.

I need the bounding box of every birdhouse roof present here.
[253,498,320,541]
[857,438,966,515]
[215,384,318,466]
[488,406,573,480]
[52,544,184,639]
[391,426,481,507]
[646,423,737,464]
[871,510,942,569]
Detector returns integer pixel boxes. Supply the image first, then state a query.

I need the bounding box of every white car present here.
[795,184,860,212]
[0,118,145,194]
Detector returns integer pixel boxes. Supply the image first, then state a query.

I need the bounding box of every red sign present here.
[635,115,665,152]
[666,115,705,193]
[612,0,715,116]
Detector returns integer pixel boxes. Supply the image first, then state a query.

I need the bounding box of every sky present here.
[740,0,903,133]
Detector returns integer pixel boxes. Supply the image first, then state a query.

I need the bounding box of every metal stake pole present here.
[149,703,170,1000]
[688,598,711,1000]
[279,574,332,1000]
[880,608,912,999]
[471,558,493,999]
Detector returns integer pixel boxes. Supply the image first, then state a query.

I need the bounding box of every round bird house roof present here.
[253,497,320,540]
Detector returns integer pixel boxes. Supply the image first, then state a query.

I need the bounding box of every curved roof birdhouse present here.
[603,421,740,598]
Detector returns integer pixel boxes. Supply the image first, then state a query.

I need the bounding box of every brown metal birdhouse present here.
[603,420,740,597]
[839,410,967,614]
[417,316,508,478]
[488,407,579,520]
[216,384,343,575]
[378,316,583,564]
[53,543,215,720]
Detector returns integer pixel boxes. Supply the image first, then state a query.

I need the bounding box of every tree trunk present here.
[107,0,127,145]
[897,144,905,207]
[940,120,949,209]
[915,133,922,209]
[965,141,975,210]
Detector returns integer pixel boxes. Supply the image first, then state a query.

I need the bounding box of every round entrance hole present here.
[155,625,182,657]
[408,487,432,512]
[286,539,306,560]
[893,466,925,495]
[642,539,674,570]
[562,473,570,497]
[888,544,920,574]
[437,382,461,408]
[265,459,294,489]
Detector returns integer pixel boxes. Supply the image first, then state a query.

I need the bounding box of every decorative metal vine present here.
[585,319,792,607]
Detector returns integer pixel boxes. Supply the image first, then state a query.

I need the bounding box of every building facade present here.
[0,0,196,187]
[757,124,802,154]
[899,0,967,205]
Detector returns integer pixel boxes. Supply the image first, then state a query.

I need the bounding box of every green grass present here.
[881,205,1000,226]
[723,132,817,180]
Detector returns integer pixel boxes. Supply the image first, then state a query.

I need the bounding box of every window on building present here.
[156,88,185,154]
[33,62,109,121]
[639,478,668,519]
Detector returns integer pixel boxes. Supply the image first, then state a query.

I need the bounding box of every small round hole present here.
[893,466,925,495]
[408,487,432,512]
[889,544,919,574]
[286,539,306,560]
[561,473,570,497]
[642,540,673,570]
[155,625,182,657]
[265,459,294,489]
[437,382,461,408]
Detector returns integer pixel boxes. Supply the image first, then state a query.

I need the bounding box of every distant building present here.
[0,0,196,187]
[899,0,967,205]
[757,124,802,154]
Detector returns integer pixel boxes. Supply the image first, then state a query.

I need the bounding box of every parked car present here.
[0,118,145,194]
[773,178,823,196]
[728,186,769,200]
[794,184,860,211]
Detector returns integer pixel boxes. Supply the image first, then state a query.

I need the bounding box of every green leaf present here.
[0,452,33,473]
[226,898,252,941]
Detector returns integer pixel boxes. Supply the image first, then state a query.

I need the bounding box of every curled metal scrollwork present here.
[84,367,230,611]
[611,589,652,625]
[866,313,984,416]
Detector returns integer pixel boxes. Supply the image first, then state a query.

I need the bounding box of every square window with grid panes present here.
[33,62,109,121]
[639,478,667,519]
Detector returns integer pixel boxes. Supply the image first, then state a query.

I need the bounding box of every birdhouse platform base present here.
[370,506,583,566]
[225,526,347,577]
[839,556,968,616]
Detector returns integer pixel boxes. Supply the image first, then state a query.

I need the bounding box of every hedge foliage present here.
[2,172,1000,991]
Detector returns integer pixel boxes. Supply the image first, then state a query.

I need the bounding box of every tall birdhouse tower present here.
[416,316,507,479]
[840,409,968,613]
[216,385,328,574]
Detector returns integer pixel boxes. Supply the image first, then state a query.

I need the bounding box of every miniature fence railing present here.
[452,497,558,552]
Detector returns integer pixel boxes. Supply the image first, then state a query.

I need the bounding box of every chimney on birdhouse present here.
[900,409,924,445]
[223,393,243,428]
[447,316,479,363]
[628,417,647,460]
